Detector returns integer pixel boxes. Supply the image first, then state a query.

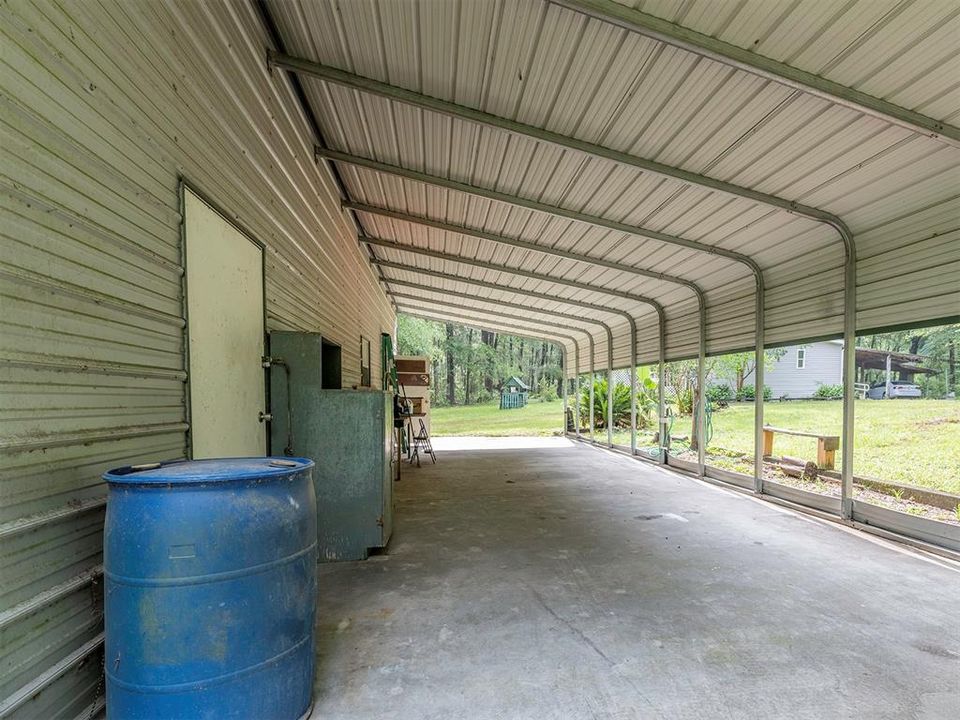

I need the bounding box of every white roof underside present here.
[267,0,960,372]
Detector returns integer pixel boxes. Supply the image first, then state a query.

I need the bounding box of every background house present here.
[764,341,844,399]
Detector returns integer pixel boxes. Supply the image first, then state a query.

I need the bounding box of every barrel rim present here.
[103,457,315,485]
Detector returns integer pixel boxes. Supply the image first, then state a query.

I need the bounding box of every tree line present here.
[396,315,563,406]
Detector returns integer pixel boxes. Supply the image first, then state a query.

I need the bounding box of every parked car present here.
[866,381,922,399]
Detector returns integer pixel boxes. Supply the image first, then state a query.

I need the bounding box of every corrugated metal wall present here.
[0,0,395,716]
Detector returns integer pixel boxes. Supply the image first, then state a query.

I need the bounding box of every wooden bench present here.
[762,425,840,470]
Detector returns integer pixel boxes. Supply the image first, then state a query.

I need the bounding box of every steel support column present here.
[607,352,614,447]
[588,336,596,443]
[562,346,568,437]
[697,303,706,478]
[658,309,667,463]
[754,292,765,492]
[574,343,581,439]
[630,349,637,456]
[841,259,857,518]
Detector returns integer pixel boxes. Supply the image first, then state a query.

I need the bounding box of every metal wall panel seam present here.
[0,357,187,381]
[0,499,107,542]
[0,565,103,630]
[0,267,184,329]
[128,0,392,369]
[113,0,378,307]
[0,424,189,453]
[0,183,183,276]
[0,633,104,719]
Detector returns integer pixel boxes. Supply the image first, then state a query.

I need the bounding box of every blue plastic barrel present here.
[103,457,317,719]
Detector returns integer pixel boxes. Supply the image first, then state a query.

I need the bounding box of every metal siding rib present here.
[1,0,396,714]
[566,0,960,140]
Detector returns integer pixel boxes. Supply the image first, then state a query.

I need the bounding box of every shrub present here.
[813,383,843,399]
[706,384,732,404]
[735,384,772,401]
[537,378,558,403]
[674,387,694,415]
[578,378,632,428]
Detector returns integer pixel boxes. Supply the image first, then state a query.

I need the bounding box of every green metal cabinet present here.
[269,332,394,561]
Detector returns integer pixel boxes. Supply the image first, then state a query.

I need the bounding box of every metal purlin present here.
[392,283,600,446]
[361,239,657,448]
[370,257,640,444]
[347,202,710,454]
[385,286,615,442]
[397,308,586,422]
[320,148,856,509]
[268,40,861,510]
[325,150,723,474]
[408,305,596,442]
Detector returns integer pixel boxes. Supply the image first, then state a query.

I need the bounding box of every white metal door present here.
[183,188,266,458]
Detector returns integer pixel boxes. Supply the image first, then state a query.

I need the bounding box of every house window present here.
[360,337,371,387]
[796,348,806,369]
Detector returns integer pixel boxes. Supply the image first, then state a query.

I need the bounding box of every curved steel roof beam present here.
[551,0,960,148]
[269,50,867,225]
[397,306,577,351]
[346,201,703,302]
[359,235,665,317]
[394,298,615,428]
[374,258,637,328]
[317,148,762,277]
[394,294,609,359]
[387,287,608,338]
[373,257,644,379]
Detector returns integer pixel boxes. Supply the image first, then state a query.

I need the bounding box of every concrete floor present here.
[310,440,960,720]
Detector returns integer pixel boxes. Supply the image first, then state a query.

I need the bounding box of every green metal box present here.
[269,332,394,561]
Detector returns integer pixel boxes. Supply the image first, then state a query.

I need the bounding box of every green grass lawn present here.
[432,398,960,494]
[707,399,960,494]
[431,400,564,436]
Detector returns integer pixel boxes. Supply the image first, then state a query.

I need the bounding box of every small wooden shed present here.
[500,376,529,409]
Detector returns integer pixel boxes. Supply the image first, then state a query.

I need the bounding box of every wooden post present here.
[762,427,774,457]
[817,437,840,471]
